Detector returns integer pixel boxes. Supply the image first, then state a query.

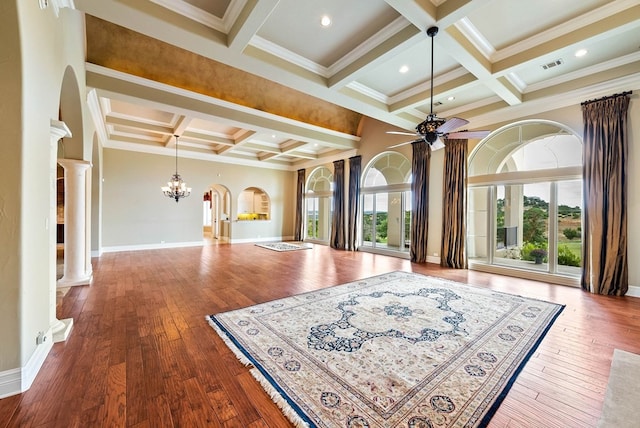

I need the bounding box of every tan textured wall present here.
[0,0,23,372]
[102,149,295,247]
[85,15,363,136]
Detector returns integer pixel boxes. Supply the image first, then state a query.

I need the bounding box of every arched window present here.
[361,152,411,257]
[467,120,582,283]
[305,167,333,243]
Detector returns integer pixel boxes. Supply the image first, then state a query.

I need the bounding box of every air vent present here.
[541,59,563,70]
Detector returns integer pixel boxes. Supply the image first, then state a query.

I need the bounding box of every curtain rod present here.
[581,90,632,105]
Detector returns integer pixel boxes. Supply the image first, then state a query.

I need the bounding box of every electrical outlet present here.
[36,331,46,345]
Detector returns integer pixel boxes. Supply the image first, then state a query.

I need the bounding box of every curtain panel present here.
[347,155,362,251]
[441,139,468,269]
[581,92,631,295]
[294,168,305,241]
[411,142,430,262]
[330,159,346,249]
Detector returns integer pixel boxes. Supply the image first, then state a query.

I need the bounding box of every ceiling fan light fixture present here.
[385,25,489,149]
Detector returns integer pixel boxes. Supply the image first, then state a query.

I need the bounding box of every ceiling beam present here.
[227,0,280,52]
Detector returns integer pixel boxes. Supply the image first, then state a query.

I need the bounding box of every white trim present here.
[101,241,205,253]
[469,261,580,287]
[231,235,294,244]
[0,328,54,399]
[358,246,412,260]
[0,368,21,399]
[627,285,640,298]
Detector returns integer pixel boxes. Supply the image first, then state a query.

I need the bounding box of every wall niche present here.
[237,187,270,220]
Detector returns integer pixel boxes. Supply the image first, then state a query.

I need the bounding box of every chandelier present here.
[161,135,191,203]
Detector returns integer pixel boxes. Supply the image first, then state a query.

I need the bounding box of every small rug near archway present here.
[207,271,564,427]
[255,242,312,252]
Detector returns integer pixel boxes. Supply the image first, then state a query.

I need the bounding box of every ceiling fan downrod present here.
[426,26,438,117]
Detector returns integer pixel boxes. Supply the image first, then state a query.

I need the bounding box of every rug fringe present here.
[206,316,310,428]
[206,316,254,367]
[248,368,310,428]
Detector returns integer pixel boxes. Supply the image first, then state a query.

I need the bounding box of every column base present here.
[52,318,73,343]
[57,274,92,287]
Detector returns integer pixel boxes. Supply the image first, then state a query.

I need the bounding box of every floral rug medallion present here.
[207,271,564,427]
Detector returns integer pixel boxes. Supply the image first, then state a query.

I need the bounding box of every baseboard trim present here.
[101,241,205,253]
[627,285,640,298]
[231,236,294,244]
[0,327,53,399]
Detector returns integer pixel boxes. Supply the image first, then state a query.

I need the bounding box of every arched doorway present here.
[203,184,231,242]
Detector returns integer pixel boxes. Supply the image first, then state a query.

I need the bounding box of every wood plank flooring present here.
[1,243,639,427]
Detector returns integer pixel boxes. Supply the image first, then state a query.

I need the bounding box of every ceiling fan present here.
[388,26,490,150]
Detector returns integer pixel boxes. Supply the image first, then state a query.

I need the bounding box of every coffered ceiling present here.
[75,0,640,170]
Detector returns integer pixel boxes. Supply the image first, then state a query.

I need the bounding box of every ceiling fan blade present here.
[445,130,491,139]
[436,117,468,134]
[430,138,445,151]
[387,131,419,136]
[388,139,421,149]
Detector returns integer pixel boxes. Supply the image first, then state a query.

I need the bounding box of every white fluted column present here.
[57,158,92,288]
[50,120,74,342]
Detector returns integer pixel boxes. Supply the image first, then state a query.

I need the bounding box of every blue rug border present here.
[207,314,316,427]
[208,271,567,427]
[477,302,565,427]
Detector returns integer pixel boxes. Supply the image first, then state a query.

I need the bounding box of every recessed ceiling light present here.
[447,96,455,101]
[575,49,588,57]
[321,15,332,27]
[271,134,276,138]
[399,65,409,74]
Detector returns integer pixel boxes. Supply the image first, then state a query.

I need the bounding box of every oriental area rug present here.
[255,242,312,252]
[207,271,564,427]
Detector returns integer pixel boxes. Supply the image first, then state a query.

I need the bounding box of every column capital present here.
[58,158,92,171]
[50,119,71,142]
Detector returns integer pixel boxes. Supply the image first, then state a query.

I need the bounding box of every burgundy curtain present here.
[581,92,631,295]
[411,142,430,262]
[294,169,305,241]
[347,155,361,251]
[330,159,345,249]
[441,139,468,269]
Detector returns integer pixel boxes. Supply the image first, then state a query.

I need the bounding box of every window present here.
[361,152,411,257]
[468,121,582,282]
[305,167,333,243]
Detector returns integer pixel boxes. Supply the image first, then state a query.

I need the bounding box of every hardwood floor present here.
[1,243,639,427]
